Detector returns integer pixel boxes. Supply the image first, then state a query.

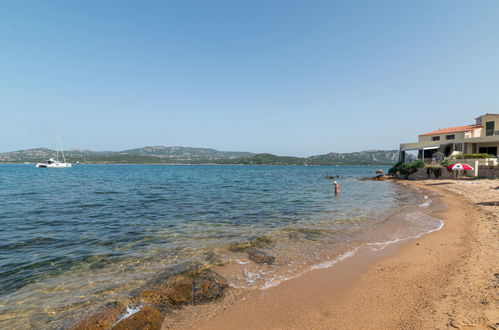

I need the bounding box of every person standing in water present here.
[333,181,340,195]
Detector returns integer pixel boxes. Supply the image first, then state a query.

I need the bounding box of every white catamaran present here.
[36,135,72,168]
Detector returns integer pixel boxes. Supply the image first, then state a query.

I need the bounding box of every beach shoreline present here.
[167,179,498,329]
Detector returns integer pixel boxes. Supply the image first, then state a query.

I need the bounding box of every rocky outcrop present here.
[112,306,163,330]
[72,268,228,329]
[139,269,228,306]
[358,174,395,181]
[72,303,124,330]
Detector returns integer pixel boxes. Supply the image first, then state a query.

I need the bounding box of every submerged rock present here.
[112,305,163,330]
[139,269,228,306]
[358,174,394,181]
[192,270,228,303]
[72,305,122,330]
[246,249,275,265]
[72,268,228,330]
[203,251,226,266]
[228,236,274,252]
[140,278,192,306]
[286,228,326,241]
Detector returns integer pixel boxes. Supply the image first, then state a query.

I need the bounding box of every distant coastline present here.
[0,146,399,166]
[1,163,394,168]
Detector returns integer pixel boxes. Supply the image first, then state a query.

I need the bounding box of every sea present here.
[0,164,443,329]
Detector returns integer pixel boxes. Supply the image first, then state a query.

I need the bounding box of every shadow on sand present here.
[426,182,455,186]
[476,201,499,206]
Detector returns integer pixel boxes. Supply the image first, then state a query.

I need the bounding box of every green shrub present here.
[426,166,442,179]
[411,160,425,168]
[388,161,403,175]
[440,159,450,167]
[452,153,492,159]
[389,160,425,179]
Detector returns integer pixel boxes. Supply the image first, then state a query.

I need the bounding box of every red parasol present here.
[447,163,474,171]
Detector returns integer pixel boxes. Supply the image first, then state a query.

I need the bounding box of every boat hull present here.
[36,163,72,168]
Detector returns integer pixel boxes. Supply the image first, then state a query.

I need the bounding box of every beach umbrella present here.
[447,163,474,171]
[447,163,474,180]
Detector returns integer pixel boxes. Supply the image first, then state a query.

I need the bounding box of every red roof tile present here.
[420,124,482,136]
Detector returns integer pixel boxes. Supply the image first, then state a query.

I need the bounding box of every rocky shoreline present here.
[71,234,280,330]
[73,266,229,330]
[358,174,395,181]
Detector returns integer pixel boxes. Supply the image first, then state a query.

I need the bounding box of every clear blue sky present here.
[1,0,498,156]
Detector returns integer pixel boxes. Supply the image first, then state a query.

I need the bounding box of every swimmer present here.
[333,181,340,195]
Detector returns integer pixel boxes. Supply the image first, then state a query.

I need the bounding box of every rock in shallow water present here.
[139,269,228,306]
[72,269,228,329]
[246,249,275,264]
[192,270,228,303]
[72,305,122,330]
[112,305,163,330]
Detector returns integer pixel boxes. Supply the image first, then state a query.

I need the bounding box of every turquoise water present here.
[0,164,439,328]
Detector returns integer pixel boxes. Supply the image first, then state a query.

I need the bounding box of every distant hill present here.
[219,153,308,165]
[0,148,55,162]
[0,148,114,163]
[219,150,399,165]
[306,150,400,165]
[120,146,252,160]
[0,146,400,165]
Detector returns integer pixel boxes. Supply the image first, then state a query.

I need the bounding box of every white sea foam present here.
[116,305,142,323]
[243,268,268,286]
[310,247,361,270]
[261,275,290,290]
[258,247,361,290]
[419,195,432,207]
[366,238,403,251]
[366,218,444,252]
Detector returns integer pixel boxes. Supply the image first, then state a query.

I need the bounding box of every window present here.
[478,147,497,156]
[445,135,455,140]
[486,121,495,136]
[432,136,440,141]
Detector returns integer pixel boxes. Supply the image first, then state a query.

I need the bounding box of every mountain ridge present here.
[0,146,400,165]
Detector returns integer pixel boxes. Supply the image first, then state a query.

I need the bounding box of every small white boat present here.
[36,134,72,168]
[36,158,72,168]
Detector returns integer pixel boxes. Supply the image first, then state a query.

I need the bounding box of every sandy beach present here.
[165,179,498,329]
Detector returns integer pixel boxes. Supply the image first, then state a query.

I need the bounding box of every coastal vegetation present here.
[218,153,307,165]
[388,160,425,179]
[426,166,443,179]
[450,153,493,159]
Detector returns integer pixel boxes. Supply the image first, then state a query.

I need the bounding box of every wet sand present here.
[166,180,498,329]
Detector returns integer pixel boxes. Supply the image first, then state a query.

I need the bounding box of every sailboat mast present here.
[57,135,67,163]
[55,132,59,162]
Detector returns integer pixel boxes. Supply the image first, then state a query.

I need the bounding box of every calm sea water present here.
[0,164,441,328]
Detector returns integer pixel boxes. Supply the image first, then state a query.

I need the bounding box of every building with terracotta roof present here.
[400,113,499,162]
